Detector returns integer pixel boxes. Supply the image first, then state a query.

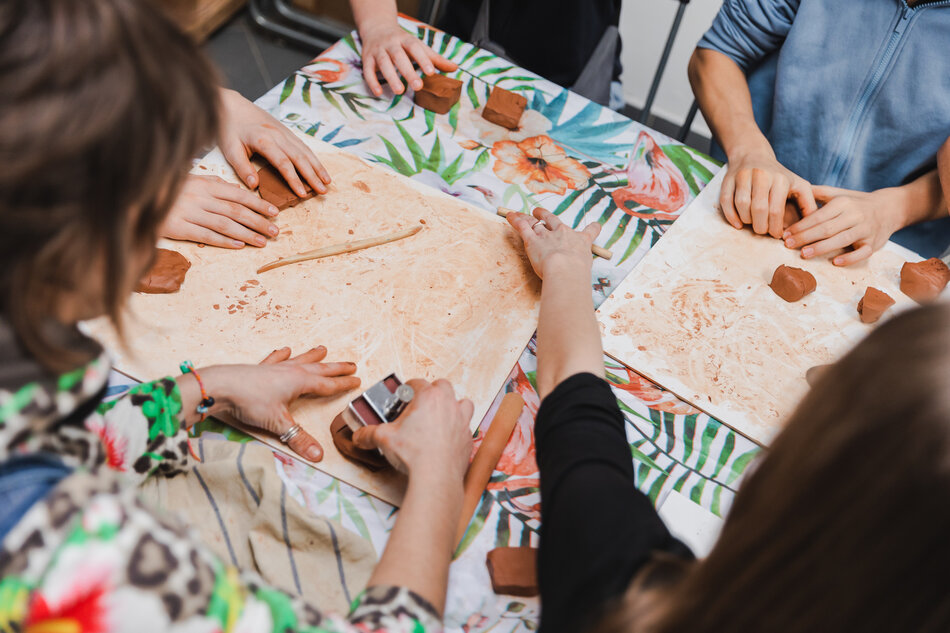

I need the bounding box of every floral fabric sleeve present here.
[0,473,440,633]
[89,377,191,482]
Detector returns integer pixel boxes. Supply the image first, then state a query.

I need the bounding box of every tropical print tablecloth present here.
[111,16,762,632]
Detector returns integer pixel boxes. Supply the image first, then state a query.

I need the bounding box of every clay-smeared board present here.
[86,135,541,505]
[596,171,925,446]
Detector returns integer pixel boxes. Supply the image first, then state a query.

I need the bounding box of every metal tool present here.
[340,373,414,432]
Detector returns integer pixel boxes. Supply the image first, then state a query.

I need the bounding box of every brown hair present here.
[0,0,219,372]
[596,304,950,633]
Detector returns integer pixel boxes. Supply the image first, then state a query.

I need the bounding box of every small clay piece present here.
[768,265,816,302]
[413,74,462,114]
[486,547,538,597]
[330,414,390,471]
[257,163,314,210]
[899,258,950,304]
[857,286,895,324]
[482,86,527,130]
[135,249,191,294]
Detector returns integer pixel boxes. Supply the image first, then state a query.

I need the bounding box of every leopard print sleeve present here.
[0,472,441,633]
[91,377,192,482]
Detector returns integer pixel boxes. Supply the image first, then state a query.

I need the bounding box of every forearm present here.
[536,260,603,399]
[887,170,946,230]
[367,469,463,615]
[350,0,398,33]
[688,48,772,161]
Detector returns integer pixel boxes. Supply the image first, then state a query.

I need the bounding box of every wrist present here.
[725,133,775,164]
[409,456,467,487]
[357,13,397,37]
[541,253,593,280]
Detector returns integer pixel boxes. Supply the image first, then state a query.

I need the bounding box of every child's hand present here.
[506,207,602,279]
[783,185,902,266]
[160,175,279,248]
[352,378,473,481]
[193,346,360,461]
[218,88,331,198]
[358,17,457,97]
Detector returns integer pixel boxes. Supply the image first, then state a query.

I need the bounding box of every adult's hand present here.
[352,378,473,479]
[189,347,361,462]
[783,185,902,266]
[358,16,457,97]
[218,88,331,197]
[720,151,817,238]
[505,207,602,279]
[160,174,279,248]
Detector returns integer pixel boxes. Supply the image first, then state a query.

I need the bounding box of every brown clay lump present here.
[486,547,539,597]
[413,74,462,114]
[900,258,950,304]
[329,413,390,471]
[135,249,191,294]
[482,86,527,130]
[257,163,314,210]
[768,265,816,302]
[857,287,895,324]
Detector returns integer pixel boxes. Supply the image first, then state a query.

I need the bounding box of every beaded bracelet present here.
[180,361,215,423]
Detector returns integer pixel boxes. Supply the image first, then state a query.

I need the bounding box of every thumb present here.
[280,411,323,462]
[220,136,259,190]
[352,424,386,451]
[582,222,602,242]
[808,184,846,207]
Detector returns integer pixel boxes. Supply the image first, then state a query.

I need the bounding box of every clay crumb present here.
[348,229,354,235]
[213,304,219,310]
[197,243,205,248]
[420,218,427,224]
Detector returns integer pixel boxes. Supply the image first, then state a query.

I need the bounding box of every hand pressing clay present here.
[413,74,462,114]
[768,265,816,302]
[486,547,538,597]
[900,258,950,303]
[257,163,315,210]
[857,286,895,324]
[482,86,527,130]
[330,414,390,471]
[135,249,191,294]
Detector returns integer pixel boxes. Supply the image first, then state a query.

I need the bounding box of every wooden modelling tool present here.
[496,207,613,260]
[456,392,525,547]
[258,225,423,273]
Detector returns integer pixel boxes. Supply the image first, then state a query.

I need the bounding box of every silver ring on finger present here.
[532,219,548,231]
[279,424,302,444]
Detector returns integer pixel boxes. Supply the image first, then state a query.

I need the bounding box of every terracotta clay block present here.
[135,249,191,294]
[900,258,950,304]
[482,86,527,130]
[768,265,816,302]
[257,163,314,210]
[486,547,538,597]
[330,414,390,471]
[413,74,462,114]
[857,286,895,324]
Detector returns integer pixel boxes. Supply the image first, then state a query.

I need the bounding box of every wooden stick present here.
[257,225,423,274]
[496,207,613,260]
[455,392,525,550]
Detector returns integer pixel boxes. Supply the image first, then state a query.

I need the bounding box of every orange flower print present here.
[302,58,348,84]
[611,131,688,219]
[609,367,699,415]
[491,135,590,195]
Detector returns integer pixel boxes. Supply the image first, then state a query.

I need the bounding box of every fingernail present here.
[267,225,279,236]
[785,238,795,247]
[782,231,791,239]
[802,247,813,257]
[267,205,279,216]
[254,236,267,247]
[232,240,244,248]
[248,176,258,187]
[306,446,322,461]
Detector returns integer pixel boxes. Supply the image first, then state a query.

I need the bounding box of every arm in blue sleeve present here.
[697,0,800,71]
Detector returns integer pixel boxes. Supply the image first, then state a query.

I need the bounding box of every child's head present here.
[599,304,950,632]
[0,0,219,372]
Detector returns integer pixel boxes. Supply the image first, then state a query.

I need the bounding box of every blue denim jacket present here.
[698,0,950,254]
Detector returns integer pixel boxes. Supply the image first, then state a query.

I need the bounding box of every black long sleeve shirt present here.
[536,373,693,633]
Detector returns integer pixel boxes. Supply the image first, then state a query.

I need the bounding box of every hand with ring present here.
[506,207,601,279]
[178,346,361,462]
